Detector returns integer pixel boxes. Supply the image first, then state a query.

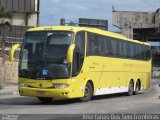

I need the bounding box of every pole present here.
[60,17,65,26]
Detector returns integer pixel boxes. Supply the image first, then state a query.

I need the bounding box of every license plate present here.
[36,91,45,95]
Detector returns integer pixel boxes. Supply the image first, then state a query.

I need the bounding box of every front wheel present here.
[37,97,53,103]
[80,82,93,102]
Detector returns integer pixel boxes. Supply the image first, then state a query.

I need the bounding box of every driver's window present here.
[72,32,85,77]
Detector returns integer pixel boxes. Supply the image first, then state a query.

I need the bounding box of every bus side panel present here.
[79,56,103,96]
[141,72,151,90]
[82,56,151,96]
[92,57,128,95]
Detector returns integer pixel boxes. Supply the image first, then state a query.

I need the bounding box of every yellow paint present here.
[67,44,75,63]
[9,43,21,61]
[18,26,151,99]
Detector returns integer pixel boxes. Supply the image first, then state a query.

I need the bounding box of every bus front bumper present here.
[19,86,75,98]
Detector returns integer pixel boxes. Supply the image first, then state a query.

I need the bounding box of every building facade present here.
[79,18,108,30]
[113,8,160,68]
[113,8,160,41]
[0,0,40,45]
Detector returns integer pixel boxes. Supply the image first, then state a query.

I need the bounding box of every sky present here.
[40,0,160,31]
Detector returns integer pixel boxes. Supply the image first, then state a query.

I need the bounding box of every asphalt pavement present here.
[0,79,159,120]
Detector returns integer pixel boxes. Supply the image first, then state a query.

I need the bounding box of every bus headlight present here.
[19,83,29,87]
[53,83,70,89]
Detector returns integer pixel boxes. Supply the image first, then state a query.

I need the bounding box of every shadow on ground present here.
[0,92,144,106]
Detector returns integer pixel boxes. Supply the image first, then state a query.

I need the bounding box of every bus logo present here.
[42,70,48,76]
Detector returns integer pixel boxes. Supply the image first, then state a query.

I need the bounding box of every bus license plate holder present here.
[36,91,45,95]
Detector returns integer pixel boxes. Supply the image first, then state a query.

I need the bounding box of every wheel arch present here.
[84,80,94,95]
[128,79,134,87]
[136,78,141,90]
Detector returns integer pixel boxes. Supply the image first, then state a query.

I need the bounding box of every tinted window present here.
[123,41,128,58]
[145,46,151,60]
[75,32,85,56]
[72,32,85,77]
[105,37,112,56]
[87,33,96,55]
[99,36,106,55]
[111,39,116,56]
[86,32,151,61]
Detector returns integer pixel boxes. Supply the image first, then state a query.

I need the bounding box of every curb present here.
[0,84,18,96]
[0,91,19,96]
[0,92,14,96]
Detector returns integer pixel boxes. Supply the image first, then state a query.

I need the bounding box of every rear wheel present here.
[80,82,93,102]
[37,97,53,103]
[127,80,134,96]
[134,80,140,95]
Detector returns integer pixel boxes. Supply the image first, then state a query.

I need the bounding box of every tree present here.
[68,21,76,26]
[0,6,13,59]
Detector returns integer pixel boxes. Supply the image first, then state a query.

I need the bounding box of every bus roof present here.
[28,26,150,46]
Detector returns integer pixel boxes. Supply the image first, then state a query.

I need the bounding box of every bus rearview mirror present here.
[9,43,21,61]
[67,44,75,63]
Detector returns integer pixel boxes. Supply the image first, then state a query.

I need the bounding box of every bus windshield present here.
[19,31,73,80]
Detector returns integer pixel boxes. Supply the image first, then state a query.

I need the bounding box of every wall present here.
[0,0,40,47]
[28,13,38,27]
[112,9,160,39]
[4,61,18,83]
[0,57,18,85]
[12,13,26,26]
[113,11,158,29]
[0,0,38,12]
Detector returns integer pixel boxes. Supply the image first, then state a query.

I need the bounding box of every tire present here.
[127,80,134,96]
[37,97,53,103]
[80,82,93,102]
[134,81,140,95]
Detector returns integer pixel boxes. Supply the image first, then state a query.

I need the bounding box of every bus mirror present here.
[67,44,75,63]
[9,43,21,61]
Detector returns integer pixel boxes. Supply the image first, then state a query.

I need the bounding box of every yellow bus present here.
[15,26,151,102]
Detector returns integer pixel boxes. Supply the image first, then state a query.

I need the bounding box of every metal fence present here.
[0,0,39,12]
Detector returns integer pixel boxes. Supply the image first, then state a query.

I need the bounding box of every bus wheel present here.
[80,82,93,102]
[134,80,140,95]
[127,80,134,96]
[37,97,53,103]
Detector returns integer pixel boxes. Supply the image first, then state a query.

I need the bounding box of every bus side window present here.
[142,46,146,60]
[132,43,136,59]
[137,44,142,60]
[94,35,100,55]
[119,41,124,58]
[116,40,121,57]
[123,41,127,58]
[140,45,143,60]
[105,37,112,56]
[145,46,151,60]
[130,43,134,59]
[87,32,97,56]
[98,35,104,55]
[111,39,116,57]
[72,31,85,77]
[75,32,85,56]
